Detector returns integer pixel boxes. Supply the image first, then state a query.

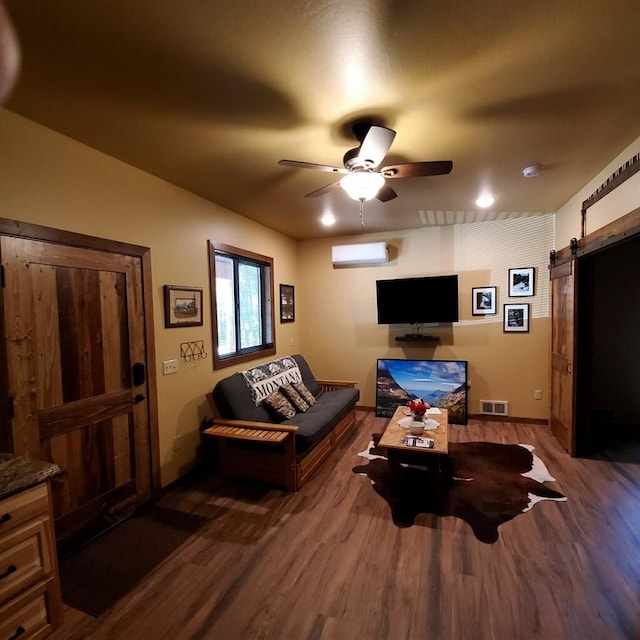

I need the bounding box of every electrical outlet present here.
[534,389,542,400]
[290,337,294,347]
[163,359,178,375]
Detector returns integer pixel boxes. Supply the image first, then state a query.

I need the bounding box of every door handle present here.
[0,564,16,581]
[133,394,145,404]
[132,362,146,386]
[8,626,25,640]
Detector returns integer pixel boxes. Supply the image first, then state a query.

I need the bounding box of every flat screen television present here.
[376,275,459,325]
[376,358,468,424]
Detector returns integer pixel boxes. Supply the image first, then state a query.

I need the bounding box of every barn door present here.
[1,235,151,555]
[550,257,577,455]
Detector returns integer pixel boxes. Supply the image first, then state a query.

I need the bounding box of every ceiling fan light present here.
[340,171,385,201]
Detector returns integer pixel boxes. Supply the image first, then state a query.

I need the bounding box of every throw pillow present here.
[292,380,317,407]
[262,390,296,420]
[280,382,309,412]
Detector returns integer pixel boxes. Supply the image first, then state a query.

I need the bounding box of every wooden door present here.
[550,258,577,455]
[1,236,151,554]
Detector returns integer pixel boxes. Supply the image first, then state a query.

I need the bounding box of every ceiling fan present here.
[278,123,453,203]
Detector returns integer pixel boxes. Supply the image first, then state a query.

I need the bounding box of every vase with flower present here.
[406,398,430,422]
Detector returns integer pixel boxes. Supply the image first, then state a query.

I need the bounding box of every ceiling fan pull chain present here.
[359,199,365,227]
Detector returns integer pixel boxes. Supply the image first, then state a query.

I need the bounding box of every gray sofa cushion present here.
[212,371,273,422]
[290,354,322,397]
[281,387,360,455]
[210,354,359,456]
[212,354,322,423]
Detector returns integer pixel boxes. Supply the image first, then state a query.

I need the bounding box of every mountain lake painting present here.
[376,359,468,424]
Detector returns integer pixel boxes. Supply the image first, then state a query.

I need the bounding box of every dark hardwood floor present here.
[50,411,640,640]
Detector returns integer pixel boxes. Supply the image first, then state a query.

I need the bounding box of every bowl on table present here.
[408,421,425,436]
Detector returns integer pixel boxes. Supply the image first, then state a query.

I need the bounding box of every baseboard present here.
[468,413,548,425]
[154,463,205,500]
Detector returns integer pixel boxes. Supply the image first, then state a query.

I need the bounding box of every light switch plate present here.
[163,359,178,375]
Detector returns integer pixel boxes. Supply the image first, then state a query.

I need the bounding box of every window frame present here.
[208,241,276,369]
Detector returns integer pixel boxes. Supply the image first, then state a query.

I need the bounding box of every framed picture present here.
[376,359,468,424]
[472,286,497,315]
[503,303,530,333]
[163,285,203,328]
[508,267,535,297]
[280,284,295,323]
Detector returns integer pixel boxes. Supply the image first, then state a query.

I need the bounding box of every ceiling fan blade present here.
[279,159,346,174]
[356,126,396,168]
[381,160,453,179]
[305,181,341,198]
[377,184,397,202]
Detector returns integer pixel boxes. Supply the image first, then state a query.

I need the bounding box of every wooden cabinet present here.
[0,482,62,639]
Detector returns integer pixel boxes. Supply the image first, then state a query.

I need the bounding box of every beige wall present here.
[6,106,636,485]
[297,215,554,420]
[555,135,640,248]
[0,110,300,486]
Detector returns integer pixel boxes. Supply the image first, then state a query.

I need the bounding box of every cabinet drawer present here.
[0,581,51,640]
[0,519,51,606]
[0,486,48,536]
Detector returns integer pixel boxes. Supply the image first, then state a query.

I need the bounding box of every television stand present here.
[395,334,439,343]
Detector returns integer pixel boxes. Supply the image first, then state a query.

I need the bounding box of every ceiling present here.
[4,1,640,240]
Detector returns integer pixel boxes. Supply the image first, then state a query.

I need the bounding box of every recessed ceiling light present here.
[321,212,336,226]
[475,194,495,209]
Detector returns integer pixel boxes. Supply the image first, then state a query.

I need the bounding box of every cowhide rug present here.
[353,434,567,543]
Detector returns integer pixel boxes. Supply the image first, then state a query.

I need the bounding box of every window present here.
[208,241,275,369]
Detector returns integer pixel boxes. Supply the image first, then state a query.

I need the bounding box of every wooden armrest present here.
[212,418,299,433]
[203,419,298,445]
[316,379,357,391]
[203,425,289,444]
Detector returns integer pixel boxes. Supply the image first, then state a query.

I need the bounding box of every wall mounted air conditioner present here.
[331,242,389,266]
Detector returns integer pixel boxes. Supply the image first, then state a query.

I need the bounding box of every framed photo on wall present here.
[472,286,497,315]
[503,303,530,333]
[163,285,203,328]
[280,284,295,322]
[508,267,535,297]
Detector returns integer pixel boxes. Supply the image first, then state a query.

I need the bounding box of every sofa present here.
[203,354,360,491]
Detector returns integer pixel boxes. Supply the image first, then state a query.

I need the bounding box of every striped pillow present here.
[292,381,317,407]
[280,383,309,412]
[262,390,296,420]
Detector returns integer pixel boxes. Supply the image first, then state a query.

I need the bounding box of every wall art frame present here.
[472,286,497,315]
[164,285,203,328]
[376,358,468,424]
[508,267,535,297]
[503,303,530,333]
[280,284,295,323]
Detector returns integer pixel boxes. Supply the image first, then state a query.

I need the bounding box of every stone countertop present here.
[0,452,61,501]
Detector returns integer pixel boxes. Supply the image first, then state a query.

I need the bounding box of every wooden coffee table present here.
[379,406,450,493]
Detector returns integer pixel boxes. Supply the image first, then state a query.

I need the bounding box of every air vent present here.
[479,400,509,416]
